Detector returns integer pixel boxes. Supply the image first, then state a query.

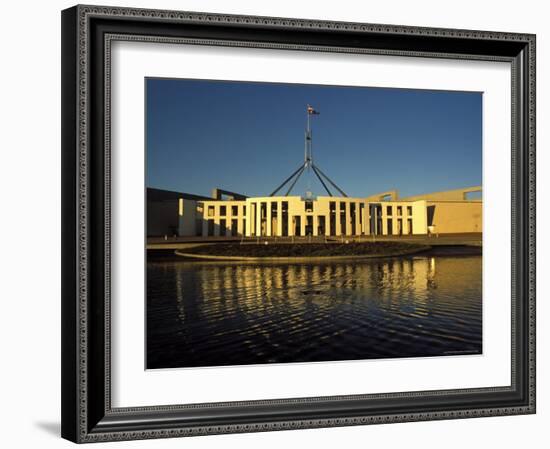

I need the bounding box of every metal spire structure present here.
[269,105,348,197]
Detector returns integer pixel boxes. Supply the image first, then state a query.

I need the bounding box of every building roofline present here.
[147,187,212,201]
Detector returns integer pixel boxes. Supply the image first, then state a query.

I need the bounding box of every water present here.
[146,255,482,369]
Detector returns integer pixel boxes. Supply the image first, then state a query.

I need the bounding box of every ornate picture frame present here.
[61,4,535,443]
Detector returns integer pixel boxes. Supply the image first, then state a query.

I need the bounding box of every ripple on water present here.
[146,256,482,369]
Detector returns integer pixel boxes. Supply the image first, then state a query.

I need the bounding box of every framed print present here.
[61,4,536,443]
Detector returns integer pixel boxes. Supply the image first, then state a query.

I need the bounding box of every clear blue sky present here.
[146,78,482,198]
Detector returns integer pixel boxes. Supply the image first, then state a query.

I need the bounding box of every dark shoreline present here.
[147,244,481,261]
[422,245,481,256]
[179,242,424,257]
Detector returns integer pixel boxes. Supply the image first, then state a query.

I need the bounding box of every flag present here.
[307,105,320,115]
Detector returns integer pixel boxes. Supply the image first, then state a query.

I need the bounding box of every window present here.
[387,205,392,216]
[282,202,288,237]
[231,205,238,216]
[260,202,267,218]
[207,205,215,217]
[397,206,402,216]
[250,203,256,236]
[407,206,412,216]
[220,205,226,216]
[305,201,314,212]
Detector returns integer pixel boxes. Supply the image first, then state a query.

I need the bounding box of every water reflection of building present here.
[149,256,481,368]
[170,257,481,321]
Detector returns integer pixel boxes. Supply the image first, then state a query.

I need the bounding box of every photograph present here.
[58,3,536,444]
[145,78,483,370]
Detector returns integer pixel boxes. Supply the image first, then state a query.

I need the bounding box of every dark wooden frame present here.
[61,4,536,443]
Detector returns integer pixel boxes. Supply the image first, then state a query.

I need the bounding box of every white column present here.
[345,201,351,236]
[237,206,243,236]
[266,202,272,236]
[366,204,371,235]
[336,202,342,236]
[367,205,372,235]
[355,203,361,236]
[277,201,283,236]
[245,203,251,236]
[256,202,262,237]
[403,206,410,234]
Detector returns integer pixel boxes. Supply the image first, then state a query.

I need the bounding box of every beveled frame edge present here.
[61,4,536,443]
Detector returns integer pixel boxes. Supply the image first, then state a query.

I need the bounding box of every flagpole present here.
[270,104,348,198]
[306,105,314,168]
[305,105,311,167]
[307,107,311,168]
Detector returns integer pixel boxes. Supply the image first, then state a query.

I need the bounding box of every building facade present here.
[146,186,481,238]
[171,186,481,238]
[194,196,429,238]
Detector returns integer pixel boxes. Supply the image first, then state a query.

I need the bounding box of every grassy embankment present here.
[174,242,431,260]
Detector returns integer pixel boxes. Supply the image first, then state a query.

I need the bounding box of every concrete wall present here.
[177,198,199,236]
[427,201,482,234]
[148,197,199,237]
[147,199,180,237]
[403,186,482,202]
[147,188,209,237]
